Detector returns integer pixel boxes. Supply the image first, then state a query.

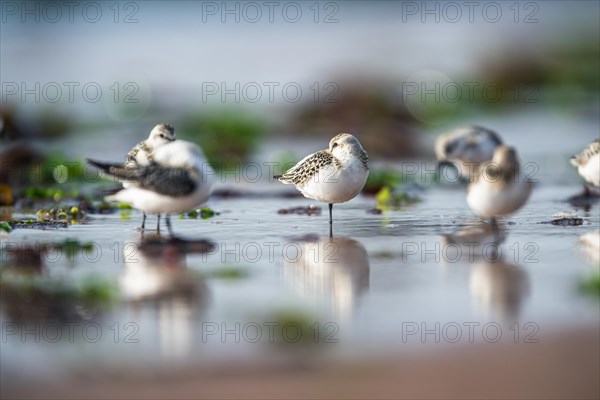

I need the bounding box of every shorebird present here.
[276,133,368,235]
[570,139,600,196]
[436,125,503,181]
[124,123,176,231]
[466,145,532,226]
[88,140,213,236]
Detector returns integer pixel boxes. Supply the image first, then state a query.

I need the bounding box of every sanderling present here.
[435,125,503,181]
[124,123,176,231]
[276,133,368,234]
[88,139,213,236]
[125,123,176,168]
[570,139,600,196]
[466,145,532,224]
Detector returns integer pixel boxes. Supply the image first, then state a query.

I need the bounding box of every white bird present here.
[124,123,176,230]
[88,140,213,235]
[570,139,600,196]
[435,125,503,181]
[467,145,532,225]
[276,133,369,234]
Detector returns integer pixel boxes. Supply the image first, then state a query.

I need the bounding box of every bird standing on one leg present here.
[123,123,176,231]
[88,139,213,237]
[466,145,532,232]
[277,133,369,236]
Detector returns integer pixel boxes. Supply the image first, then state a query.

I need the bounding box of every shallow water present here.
[1,179,599,379]
[2,108,600,379]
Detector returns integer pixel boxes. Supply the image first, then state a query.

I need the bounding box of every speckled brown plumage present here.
[571,139,600,167]
[279,151,341,185]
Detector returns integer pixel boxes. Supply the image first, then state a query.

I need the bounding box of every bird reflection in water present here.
[579,230,600,265]
[283,236,370,321]
[442,222,507,258]
[120,235,214,359]
[469,257,529,321]
[442,223,529,321]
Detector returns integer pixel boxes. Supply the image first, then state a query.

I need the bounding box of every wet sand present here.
[3,325,598,399]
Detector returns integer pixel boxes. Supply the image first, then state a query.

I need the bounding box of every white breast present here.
[298,158,368,204]
[467,177,532,217]
[578,153,600,188]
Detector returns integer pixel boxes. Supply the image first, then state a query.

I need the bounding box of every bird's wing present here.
[571,139,600,166]
[86,159,139,181]
[486,129,503,146]
[137,164,197,197]
[278,150,335,185]
[470,125,503,145]
[125,140,152,166]
[87,159,197,197]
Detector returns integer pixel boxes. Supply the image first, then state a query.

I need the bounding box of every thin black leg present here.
[490,217,500,244]
[156,214,161,232]
[141,212,147,230]
[329,203,333,238]
[165,214,173,237]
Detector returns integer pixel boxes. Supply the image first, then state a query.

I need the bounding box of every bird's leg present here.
[490,217,500,245]
[329,203,333,238]
[141,212,147,230]
[156,214,161,232]
[165,214,174,237]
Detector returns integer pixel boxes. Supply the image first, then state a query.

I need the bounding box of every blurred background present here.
[1,1,599,399]
[2,0,598,180]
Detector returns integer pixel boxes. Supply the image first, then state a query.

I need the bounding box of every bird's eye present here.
[159,134,165,139]
[332,142,338,148]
